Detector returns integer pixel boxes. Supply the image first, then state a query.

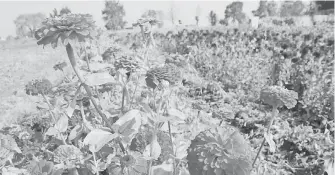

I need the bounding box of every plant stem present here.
[149,31,156,47]
[41,92,56,122]
[65,43,126,153]
[121,86,126,112]
[252,106,278,168]
[148,126,157,175]
[168,121,176,175]
[79,100,85,121]
[66,43,111,127]
[61,70,71,82]
[84,46,91,72]
[92,151,99,175]
[129,76,139,109]
[148,160,153,175]
[60,133,68,145]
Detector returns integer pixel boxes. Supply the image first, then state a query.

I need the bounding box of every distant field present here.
[0,39,70,97]
[0,39,72,127]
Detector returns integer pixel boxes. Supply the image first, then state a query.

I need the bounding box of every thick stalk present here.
[129,76,139,109]
[79,100,85,121]
[252,106,278,168]
[121,86,126,112]
[148,125,157,175]
[65,43,126,153]
[149,31,156,47]
[92,152,99,175]
[84,45,91,72]
[168,121,176,175]
[66,43,111,128]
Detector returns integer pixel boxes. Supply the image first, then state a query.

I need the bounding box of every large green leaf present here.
[68,125,83,141]
[143,133,161,160]
[45,114,68,137]
[83,128,117,153]
[112,109,143,146]
[84,72,119,86]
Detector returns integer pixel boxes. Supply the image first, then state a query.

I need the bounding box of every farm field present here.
[0,40,72,127]
[0,14,334,175]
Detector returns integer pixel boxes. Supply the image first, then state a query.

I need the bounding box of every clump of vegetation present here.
[1,2,334,174]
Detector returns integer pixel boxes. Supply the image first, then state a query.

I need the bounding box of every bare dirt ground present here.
[0,39,70,127]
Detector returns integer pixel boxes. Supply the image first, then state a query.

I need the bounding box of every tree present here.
[304,1,334,24]
[14,13,46,38]
[195,5,201,26]
[156,11,164,28]
[102,0,127,30]
[267,1,278,16]
[49,8,58,18]
[310,1,334,15]
[49,7,71,18]
[6,35,14,41]
[219,19,228,25]
[280,1,305,17]
[209,11,217,26]
[141,10,164,28]
[224,1,247,24]
[315,1,334,11]
[195,16,199,26]
[169,2,178,25]
[141,10,157,18]
[60,7,71,15]
[252,1,268,18]
[253,1,278,18]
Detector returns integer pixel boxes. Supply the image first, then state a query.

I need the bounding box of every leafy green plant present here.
[253,86,298,167]
[1,11,334,175]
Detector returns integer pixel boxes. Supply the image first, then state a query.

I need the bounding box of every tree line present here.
[12,0,334,39]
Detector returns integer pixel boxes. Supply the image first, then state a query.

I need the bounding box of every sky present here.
[0,0,300,39]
